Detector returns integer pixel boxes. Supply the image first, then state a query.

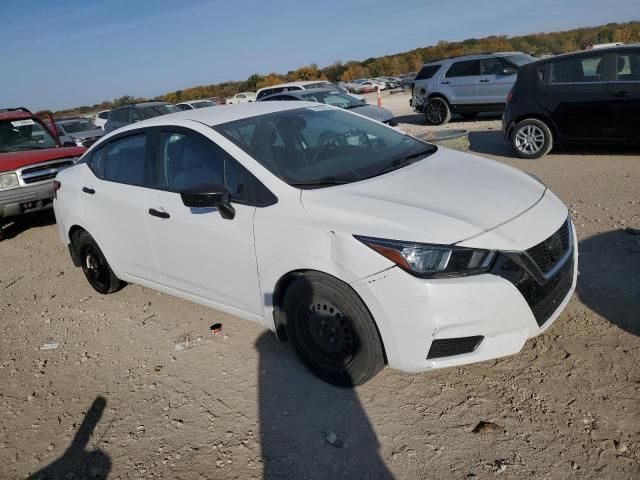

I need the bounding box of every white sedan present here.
[53,102,577,386]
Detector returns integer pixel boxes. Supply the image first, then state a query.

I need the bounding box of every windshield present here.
[57,120,96,134]
[503,54,536,67]
[141,104,180,118]
[213,107,435,188]
[300,91,364,109]
[0,118,58,153]
[192,101,216,109]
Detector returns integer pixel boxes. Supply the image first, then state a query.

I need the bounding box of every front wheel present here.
[511,118,553,159]
[424,97,451,125]
[283,272,385,386]
[73,231,125,294]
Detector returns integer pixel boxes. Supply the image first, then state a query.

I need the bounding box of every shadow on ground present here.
[256,333,393,479]
[577,229,640,336]
[467,130,513,156]
[28,396,111,480]
[394,112,502,126]
[1,210,56,240]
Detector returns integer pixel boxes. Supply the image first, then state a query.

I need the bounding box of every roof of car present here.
[257,80,330,92]
[263,87,344,99]
[109,102,318,136]
[524,44,640,66]
[423,51,524,65]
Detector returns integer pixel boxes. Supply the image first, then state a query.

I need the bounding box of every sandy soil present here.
[1,91,639,479]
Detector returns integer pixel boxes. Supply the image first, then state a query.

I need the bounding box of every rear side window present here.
[414,65,440,81]
[104,134,147,186]
[110,108,128,123]
[550,55,606,83]
[616,52,640,81]
[446,60,480,78]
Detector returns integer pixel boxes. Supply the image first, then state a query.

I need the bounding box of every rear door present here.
[441,60,480,105]
[544,52,615,140]
[478,57,516,104]
[607,49,640,139]
[144,127,264,318]
[80,131,157,281]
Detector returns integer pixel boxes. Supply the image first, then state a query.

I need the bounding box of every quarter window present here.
[104,134,147,186]
[446,60,480,78]
[414,65,440,81]
[157,132,249,202]
[550,55,606,83]
[88,145,107,179]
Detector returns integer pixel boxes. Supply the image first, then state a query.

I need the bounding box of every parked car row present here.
[410,45,640,157]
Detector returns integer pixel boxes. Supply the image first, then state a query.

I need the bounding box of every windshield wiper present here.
[375,148,436,176]
[344,103,366,110]
[290,177,355,188]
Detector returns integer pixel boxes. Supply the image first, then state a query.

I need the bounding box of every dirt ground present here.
[1,91,639,479]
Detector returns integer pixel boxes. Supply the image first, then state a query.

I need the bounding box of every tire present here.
[282,272,385,387]
[73,230,125,294]
[511,118,553,159]
[424,97,452,125]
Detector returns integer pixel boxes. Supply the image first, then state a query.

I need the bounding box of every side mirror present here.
[180,184,236,220]
[502,67,517,76]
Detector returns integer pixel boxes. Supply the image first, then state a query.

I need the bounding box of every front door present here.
[478,57,516,105]
[607,49,640,139]
[441,59,480,105]
[144,128,263,318]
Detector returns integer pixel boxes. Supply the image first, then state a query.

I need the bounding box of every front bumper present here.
[350,222,578,373]
[0,182,54,218]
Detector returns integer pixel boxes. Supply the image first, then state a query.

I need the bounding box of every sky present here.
[1,0,638,111]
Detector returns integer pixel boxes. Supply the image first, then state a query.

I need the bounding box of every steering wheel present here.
[310,132,345,163]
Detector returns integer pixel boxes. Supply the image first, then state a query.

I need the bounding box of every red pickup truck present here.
[0,108,86,240]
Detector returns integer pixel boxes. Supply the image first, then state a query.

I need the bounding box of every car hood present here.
[0,146,86,173]
[351,105,394,123]
[301,148,546,245]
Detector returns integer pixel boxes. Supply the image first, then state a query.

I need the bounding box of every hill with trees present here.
[54,21,639,116]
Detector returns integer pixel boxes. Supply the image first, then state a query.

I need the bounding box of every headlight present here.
[355,236,495,278]
[72,137,84,145]
[0,173,19,190]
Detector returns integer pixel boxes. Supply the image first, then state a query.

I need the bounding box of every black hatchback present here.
[503,46,640,158]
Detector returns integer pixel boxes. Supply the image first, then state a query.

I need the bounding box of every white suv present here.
[54,102,576,386]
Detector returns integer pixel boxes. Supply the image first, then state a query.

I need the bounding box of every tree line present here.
[54,21,639,116]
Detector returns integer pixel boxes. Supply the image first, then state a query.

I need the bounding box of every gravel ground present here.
[1,92,639,479]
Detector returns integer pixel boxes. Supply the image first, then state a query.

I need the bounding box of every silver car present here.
[411,52,535,125]
[56,118,105,148]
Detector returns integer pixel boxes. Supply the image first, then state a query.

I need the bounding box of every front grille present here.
[20,160,75,184]
[427,336,483,359]
[492,253,574,327]
[526,221,570,274]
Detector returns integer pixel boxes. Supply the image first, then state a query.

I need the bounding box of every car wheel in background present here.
[511,118,553,159]
[283,272,385,387]
[425,97,452,125]
[73,230,125,294]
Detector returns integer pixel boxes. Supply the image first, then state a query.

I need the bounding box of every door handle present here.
[611,90,630,97]
[148,208,170,219]
[479,79,490,83]
[441,81,450,84]
[82,187,95,194]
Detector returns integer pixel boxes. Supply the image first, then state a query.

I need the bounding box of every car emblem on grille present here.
[545,233,564,264]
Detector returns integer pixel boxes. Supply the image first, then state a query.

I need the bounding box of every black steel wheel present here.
[73,231,125,294]
[283,272,385,386]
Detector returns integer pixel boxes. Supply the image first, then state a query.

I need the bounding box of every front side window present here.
[446,60,480,78]
[616,52,640,81]
[501,54,536,67]
[192,101,216,109]
[550,55,606,83]
[480,58,504,75]
[214,107,435,188]
[111,109,129,123]
[104,134,146,186]
[0,118,58,152]
[130,109,142,122]
[156,132,249,202]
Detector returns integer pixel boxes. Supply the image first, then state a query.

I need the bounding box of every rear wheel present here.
[283,272,385,386]
[73,231,124,294]
[511,118,553,159]
[424,97,452,125]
